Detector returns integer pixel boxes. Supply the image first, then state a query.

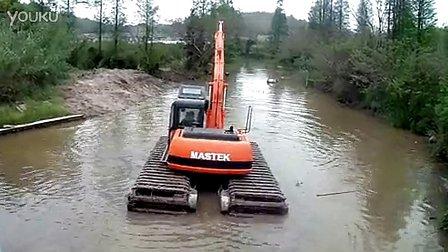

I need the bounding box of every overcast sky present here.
[73,0,448,27]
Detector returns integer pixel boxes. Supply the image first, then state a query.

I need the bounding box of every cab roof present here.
[178,85,206,100]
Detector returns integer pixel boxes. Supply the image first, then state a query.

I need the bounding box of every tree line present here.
[183,0,291,74]
[278,0,448,161]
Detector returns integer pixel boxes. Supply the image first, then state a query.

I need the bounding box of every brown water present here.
[1,64,447,251]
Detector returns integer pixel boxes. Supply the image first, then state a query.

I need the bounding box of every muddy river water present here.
[1,63,448,251]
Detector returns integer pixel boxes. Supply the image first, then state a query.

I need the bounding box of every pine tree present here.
[308,0,342,29]
[413,0,437,43]
[308,0,324,28]
[321,0,332,27]
[271,0,288,52]
[334,0,349,30]
[62,0,75,29]
[191,0,212,17]
[93,0,104,55]
[111,0,126,53]
[391,0,416,40]
[356,0,373,33]
[138,0,158,53]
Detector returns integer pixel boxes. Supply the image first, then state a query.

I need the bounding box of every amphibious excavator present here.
[127,21,288,215]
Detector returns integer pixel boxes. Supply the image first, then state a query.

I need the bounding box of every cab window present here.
[179,108,202,127]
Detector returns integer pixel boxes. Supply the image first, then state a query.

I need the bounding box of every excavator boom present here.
[206,21,226,129]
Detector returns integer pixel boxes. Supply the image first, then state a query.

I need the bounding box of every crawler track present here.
[220,142,288,215]
[127,136,197,214]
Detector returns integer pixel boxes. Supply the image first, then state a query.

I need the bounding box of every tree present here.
[334,0,349,30]
[271,0,288,52]
[0,0,19,12]
[35,0,57,11]
[371,0,384,34]
[184,0,243,72]
[309,0,324,28]
[61,0,76,29]
[191,0,212,17]
[386,0,416,40]
[356,0,373,34]
[171,18,186,38]
[94,0,104,55]
[210,1,244,58]
[138,0,158,54]
[413,0,436,43]
[111,0,126,53]
[184,0,213,72]
[386,0,393,35]
[308,0,344,30]
[210,0,243,38]
[321,0,332,27]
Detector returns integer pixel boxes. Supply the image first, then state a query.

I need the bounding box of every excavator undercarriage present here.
[127,137,197,214]
[220,142,288,215]
[127,137,288,215]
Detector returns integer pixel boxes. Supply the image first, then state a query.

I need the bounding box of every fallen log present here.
[316,190,357,197]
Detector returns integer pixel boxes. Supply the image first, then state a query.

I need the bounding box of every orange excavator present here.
[127,21,288,215]
[165,21,253,176]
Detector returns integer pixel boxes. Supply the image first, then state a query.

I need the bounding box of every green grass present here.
[0,87,69,126]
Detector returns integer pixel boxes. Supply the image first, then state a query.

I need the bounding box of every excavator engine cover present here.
[167,128,253,175]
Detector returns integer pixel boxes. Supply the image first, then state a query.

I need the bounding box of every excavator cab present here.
[169,85,208,131]
[169,100,206,129]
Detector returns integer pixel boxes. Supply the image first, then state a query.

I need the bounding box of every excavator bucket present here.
[219,142,288,215]
[127,137,198,214]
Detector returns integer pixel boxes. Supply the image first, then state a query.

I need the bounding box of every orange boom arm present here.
[206,21,226,129]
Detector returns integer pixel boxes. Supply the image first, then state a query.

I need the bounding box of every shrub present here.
[0,20,71,103]
[67,40,185,73]
[68,41,101,70]
[434,75,448,160]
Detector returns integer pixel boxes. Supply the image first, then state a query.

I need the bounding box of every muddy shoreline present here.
[60,69,181,117]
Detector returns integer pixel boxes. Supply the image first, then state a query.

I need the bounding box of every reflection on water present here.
[0,63,446,251]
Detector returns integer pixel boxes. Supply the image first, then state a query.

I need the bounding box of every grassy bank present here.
[0,87,69,126]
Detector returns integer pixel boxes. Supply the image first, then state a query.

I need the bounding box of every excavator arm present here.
[206,21,226,129]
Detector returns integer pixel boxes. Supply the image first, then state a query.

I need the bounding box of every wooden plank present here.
[0,114,84,136]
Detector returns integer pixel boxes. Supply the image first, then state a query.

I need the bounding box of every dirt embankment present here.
[60,69,175,117]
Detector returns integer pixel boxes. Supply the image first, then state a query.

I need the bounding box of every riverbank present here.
[60,69,172,117]
[0,68,178,128]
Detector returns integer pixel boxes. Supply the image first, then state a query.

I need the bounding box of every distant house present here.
[79,33,98,42]
[256,34,270,42]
